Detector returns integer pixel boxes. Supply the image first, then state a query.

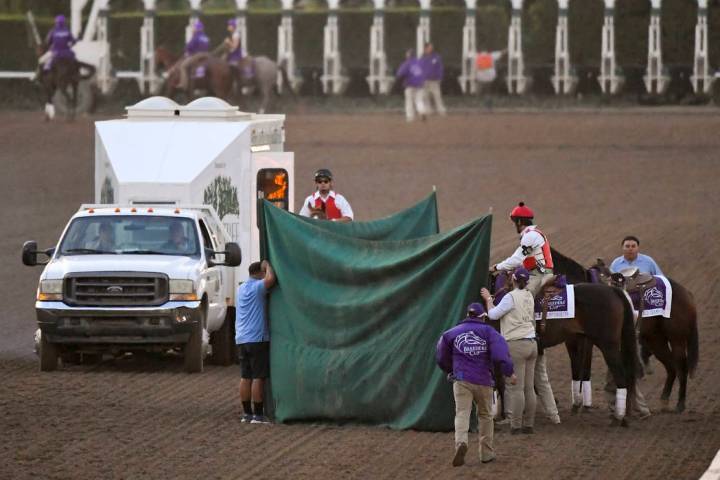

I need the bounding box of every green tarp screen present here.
[261,202,492,431]
[295,192,439,241]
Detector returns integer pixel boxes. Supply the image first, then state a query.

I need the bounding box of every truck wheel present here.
[184,317,204,373]
[39,334,59,372]
[210,308,234,366]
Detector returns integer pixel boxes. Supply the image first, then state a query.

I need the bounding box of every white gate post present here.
[277,0,300,92]
[691,0,713,94]
[416,0,431,58]
[367,0,393,94]
[186,0,202,43]
[322,0,348,95]
[643,0,668,94]
[235,0,249,55]
[96,1,112,94]
[459,0,477,94]
[139,0,158,95]
[71,0,91,38]
[552,0,576,94]
[598,0,623,94]
[507,0,527,94]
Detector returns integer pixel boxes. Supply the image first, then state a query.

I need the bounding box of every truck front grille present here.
[64,273,169,307]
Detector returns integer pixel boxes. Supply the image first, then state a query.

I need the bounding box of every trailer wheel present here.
[39,334,59,372]
[184,312,205,373]
[210,307,234,366]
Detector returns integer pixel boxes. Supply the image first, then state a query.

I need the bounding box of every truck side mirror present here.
[224,242,242,267]
[22,241,51,266]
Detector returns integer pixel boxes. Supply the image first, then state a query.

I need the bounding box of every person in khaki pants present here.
[436,303,515,467]
[482,267,538,434]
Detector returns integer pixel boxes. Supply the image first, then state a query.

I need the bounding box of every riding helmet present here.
[314,169,333,181]
[55,15,66,26]
[227,18,237,28]
[510,201,534,220]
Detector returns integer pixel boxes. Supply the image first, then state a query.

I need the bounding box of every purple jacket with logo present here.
[420,52,444,81]
[185,32,210,56]
[396,57,425,88]
[46,27,76,59]
[436,317,514,387]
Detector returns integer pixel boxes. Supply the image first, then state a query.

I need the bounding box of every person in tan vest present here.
[481,267,538,434]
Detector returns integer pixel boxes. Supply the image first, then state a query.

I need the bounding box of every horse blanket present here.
[629,275,672,318]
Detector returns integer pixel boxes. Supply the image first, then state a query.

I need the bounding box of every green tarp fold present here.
[295,192,439,241]
[262,201,492,431]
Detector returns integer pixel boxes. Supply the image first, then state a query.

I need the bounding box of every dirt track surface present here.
[2,110,720,479]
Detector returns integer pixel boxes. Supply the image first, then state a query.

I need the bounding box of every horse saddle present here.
[613,267,656,292]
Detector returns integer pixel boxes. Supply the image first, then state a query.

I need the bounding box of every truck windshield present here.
[58,216,200,257]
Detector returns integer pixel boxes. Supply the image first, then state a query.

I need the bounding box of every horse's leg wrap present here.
[582,380,592,407]
[45,103,55,119]
[615,388,628,418]
[571,380,582,406]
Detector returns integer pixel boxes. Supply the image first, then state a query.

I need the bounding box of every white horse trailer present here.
[93,95,294,284]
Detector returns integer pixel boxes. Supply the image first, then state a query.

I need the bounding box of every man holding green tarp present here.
[260,199,492,431]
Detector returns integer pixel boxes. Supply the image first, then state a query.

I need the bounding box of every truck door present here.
[250,152,294,263]
[198,218,225,331]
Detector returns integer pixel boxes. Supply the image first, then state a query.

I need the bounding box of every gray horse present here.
[234,56,295,113]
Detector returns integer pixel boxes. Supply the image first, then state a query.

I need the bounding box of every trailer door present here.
[250,152,294,263]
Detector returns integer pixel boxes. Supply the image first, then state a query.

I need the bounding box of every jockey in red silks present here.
[492,202,555,296]
[298,169,354,223]
[178,20,211,91]
[37,15,77,76]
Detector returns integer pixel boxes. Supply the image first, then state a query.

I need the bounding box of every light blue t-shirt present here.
[235,278,268,344]
[610,253,663,276]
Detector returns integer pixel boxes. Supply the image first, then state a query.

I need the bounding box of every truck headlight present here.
[37,279,63,301]
[169,280,197,301]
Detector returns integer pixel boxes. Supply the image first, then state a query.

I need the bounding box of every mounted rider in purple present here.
[44,15,76,71]
[178,20,211,91]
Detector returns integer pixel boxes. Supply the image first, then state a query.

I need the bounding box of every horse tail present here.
[614,287,637,394]
[278,59,296,98]
[77,61,96,80]
[687,294,699,378]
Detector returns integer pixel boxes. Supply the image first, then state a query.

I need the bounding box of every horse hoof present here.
[676,403,686,413]
[571,404,581,414]
[621,418,629,427]
[582,406,594,413]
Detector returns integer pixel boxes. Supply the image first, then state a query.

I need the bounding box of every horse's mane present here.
[550,247,588,283]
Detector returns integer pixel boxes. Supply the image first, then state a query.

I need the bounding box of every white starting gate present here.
[458,0,477,94]
[598,0,623,94]
[507,0,529,94]
[321,0,349,95]
[366,0,394,94]
[644,0,669,95]
[692,0,714,94]
[416,0,431,59]
[551,0,577,95]
[277,0,301,93]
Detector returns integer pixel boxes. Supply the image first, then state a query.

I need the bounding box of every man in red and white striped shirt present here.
[299,169,354,223]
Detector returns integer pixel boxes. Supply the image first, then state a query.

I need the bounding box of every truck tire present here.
[39,334,59,372]
[210,308,234,366]
[184,316,204,373]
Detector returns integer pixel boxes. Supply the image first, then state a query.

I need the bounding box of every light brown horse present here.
[155,46,234,102]
[590,259,699,413]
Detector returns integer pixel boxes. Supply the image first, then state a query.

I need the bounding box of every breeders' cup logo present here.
[454,332,487,356]
[546,294,566,310]
[643,287,664,308]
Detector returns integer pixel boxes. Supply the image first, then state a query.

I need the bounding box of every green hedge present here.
[1,1,717,74]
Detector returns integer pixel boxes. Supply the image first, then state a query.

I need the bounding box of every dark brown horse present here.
[40,56,95,121]
[155,46,234,102]
[588,258,699,413]
[488,270,637,425]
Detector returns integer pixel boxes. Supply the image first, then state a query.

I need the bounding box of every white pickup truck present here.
[22,205,241,373]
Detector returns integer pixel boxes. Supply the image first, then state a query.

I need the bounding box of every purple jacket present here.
[46,27,76,59]
[185,32,210,56]
[396,57,425,88]
[420,52,443,81]
[436,317,514,387]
